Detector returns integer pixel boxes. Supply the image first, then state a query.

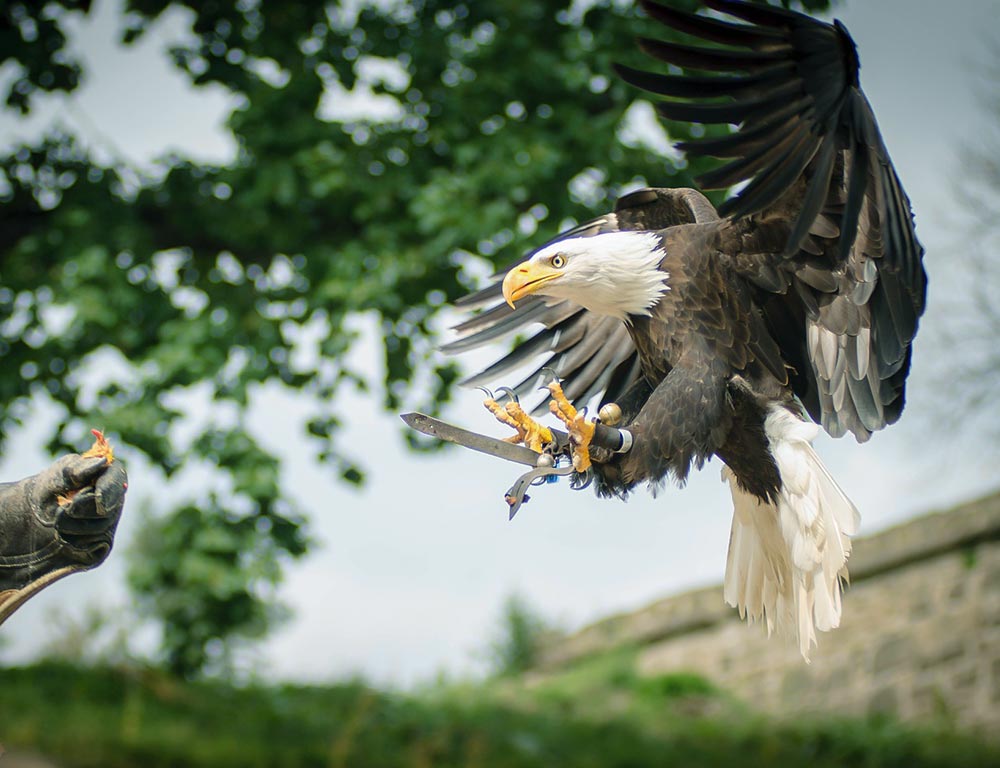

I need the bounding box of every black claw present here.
[539,366,561,385]
[476,386,494,400]
[496,386,519,404]
[572,470,594,492]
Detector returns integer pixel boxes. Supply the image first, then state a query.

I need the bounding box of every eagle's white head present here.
[501,231,668,321]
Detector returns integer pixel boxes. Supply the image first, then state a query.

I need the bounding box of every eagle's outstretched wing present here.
[443,187,718,410]
[616,0,927,440]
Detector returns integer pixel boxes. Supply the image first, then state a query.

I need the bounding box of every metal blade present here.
[401,412,542,467]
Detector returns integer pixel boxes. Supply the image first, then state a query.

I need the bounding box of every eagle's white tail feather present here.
[722,406,860,659]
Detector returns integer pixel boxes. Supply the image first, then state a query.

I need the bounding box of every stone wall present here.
[536,490,1000,732]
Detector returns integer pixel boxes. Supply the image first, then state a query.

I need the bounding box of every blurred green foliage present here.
[477,644,726,726]
[1,659,995,768]
[487,593,550,676]
[0,0,830,672]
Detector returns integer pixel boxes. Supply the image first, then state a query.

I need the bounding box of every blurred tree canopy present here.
[487,593,550,677]
[0,0,828,675]
[934,44,1000,445]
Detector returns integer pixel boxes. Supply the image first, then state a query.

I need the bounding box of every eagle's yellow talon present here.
[546,381,594,473]
[483,395,553,453]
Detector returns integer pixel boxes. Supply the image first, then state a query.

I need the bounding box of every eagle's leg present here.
[482,391,553,453]
[547,381,595,473]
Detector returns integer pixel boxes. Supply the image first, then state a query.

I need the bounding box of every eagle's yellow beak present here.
[501,262,562,309]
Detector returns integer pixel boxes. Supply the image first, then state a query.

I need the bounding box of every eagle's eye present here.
[551,253,567,269]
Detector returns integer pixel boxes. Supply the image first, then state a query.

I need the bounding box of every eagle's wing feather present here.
[444,187,717,412]
[619,0,927,441]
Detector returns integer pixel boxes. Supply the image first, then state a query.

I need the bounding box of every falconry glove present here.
[0,454,127,626]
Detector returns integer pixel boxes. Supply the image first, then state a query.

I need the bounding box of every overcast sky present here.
[1,0,997,685]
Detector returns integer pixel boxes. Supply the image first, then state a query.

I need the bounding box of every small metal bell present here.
[598,402,622,426]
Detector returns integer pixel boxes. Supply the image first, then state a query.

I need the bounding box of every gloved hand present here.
[0,453,128,626]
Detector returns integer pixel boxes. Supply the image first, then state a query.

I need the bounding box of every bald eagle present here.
[445,0,926,657]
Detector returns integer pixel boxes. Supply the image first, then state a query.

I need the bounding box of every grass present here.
[1,659,996,768]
